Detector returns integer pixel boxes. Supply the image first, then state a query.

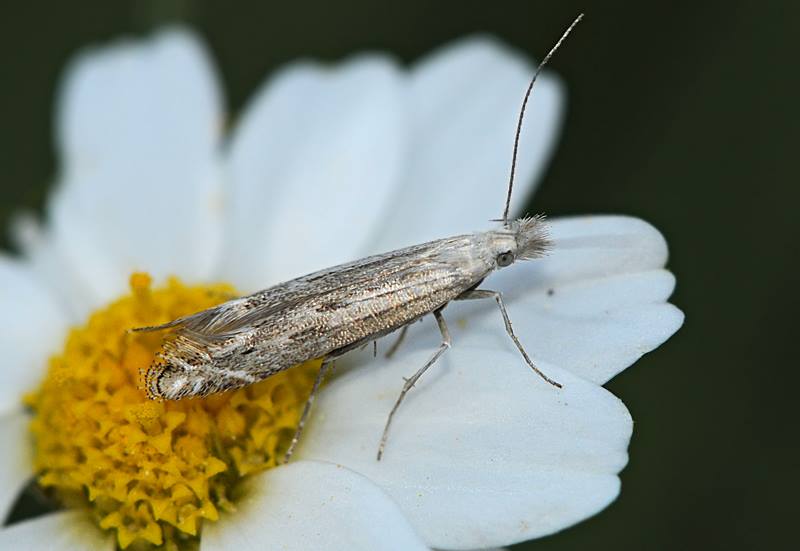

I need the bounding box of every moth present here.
[135,14,583,461]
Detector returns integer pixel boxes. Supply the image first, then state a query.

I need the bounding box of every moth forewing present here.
[141,231,500,400]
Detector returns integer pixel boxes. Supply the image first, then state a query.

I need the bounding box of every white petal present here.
[298,336,632,549]
[0,256,69,413]
[0,511,113,550]
[507,215,669,289]
[46,27,224,316]
[222,56,406,290]
[370,36,563,253]
[201,461,429,551]
[10,212,89,322]
[0,412,32,521]
[448,215,682,384]
[449,270,682,385]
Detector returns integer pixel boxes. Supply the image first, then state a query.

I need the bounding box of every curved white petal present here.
[478,272,682,384]
[201,461,429,551]
[0,257,68,413]
[448,270,682,385]
[448,215,682,384]
[10,212,90,322]
[509,215,670,288]
[369,36,563,253]
[0,412,32,521]
[46,27,224,317]
[0,511,113,550]
[298,337,632,549]
[222,56,406,290]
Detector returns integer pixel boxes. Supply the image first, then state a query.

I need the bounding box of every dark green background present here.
[1,2,796,550]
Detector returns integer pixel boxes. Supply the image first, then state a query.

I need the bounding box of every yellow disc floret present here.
[27,273,319,549]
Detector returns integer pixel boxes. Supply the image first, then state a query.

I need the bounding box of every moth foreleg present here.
[284,358,334,464]
[377,309,450,461]
[457,289,562,389]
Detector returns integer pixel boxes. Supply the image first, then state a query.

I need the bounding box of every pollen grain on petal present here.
[27,274,319,549]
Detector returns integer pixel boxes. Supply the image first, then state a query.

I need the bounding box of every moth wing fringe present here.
[131,303,248,338]
[129,318,187,333]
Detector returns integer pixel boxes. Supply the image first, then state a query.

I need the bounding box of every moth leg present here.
[284,358,334,464]
[378,309,450,461]
[457,289,561,388]
[384,324,409,359]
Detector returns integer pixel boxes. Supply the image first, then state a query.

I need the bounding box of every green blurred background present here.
[1,1,796,549]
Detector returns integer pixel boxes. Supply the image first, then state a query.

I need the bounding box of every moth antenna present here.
[502,13,584,226]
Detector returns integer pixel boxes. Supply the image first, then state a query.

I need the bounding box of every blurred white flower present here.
[0,27,682,550]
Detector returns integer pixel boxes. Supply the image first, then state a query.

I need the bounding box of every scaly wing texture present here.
[142,235,488,399]
[145,235,480,345]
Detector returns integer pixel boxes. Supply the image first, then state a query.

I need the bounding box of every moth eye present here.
[496,251,515,267]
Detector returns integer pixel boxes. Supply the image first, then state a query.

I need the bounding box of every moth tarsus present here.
[134,14,583,461]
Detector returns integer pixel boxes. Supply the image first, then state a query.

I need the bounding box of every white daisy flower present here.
[0,27,683,551]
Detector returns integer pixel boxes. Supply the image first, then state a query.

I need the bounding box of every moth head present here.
[492,215,550,269]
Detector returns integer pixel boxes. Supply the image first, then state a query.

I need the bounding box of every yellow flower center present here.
[27,273,319,549]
